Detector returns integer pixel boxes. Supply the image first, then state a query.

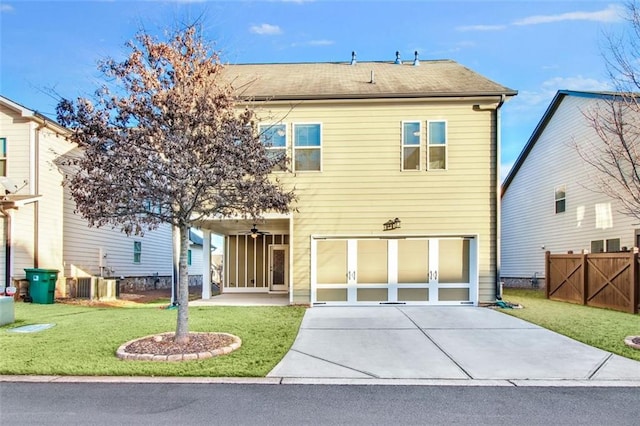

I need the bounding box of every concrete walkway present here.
[189,293,289,306]
[268,306,640,385]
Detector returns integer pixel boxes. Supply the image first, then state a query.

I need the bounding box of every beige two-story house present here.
[197,57,517,306]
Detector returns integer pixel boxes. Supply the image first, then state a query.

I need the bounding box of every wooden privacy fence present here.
[545,250,639,314]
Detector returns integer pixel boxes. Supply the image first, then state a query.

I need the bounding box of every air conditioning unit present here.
[74,277,117,301]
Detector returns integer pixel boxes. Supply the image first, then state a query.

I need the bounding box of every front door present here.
[269,245,288,291]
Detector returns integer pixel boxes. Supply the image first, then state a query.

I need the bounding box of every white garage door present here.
[311,236,478,306]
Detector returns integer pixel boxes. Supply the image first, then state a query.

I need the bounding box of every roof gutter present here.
[236,91,518,103]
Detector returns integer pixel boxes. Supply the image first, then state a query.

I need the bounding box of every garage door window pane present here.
[317,288,347,302]
[438,239,470,283]
[357,240,387,284]
[398,239,428,283]
[357,288,388,302]
[317,240,347,284]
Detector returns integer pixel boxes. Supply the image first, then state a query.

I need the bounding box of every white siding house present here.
[1,96,72,293]
[501,90,639,287]
[1,95,174,296]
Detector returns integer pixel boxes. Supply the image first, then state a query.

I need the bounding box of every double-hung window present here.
[0,138,6,176]
[554,186,566,214]
[402,122,421,171]
[293,123,321,171]
[591,238,621,253]
[427,121,447,170]
[133,241,142,264]
[259,124,287,171]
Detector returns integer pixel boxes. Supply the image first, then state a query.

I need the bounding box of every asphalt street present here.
[2,382,639,425]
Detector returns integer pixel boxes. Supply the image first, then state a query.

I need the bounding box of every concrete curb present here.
[2,375,640,387]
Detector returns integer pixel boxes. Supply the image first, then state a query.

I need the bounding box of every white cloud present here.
[307,39,334,46]
[513,4,624,26]
[1,4,14,13]
[456,24,506,32]
[290,39,334,47]
[250,23,282,35]
[541,75,612,92]
[508,75,613,120]
[458,4,624,33]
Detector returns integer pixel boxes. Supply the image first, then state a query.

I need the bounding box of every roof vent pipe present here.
[413,51,420,66]
[394,51,402,65]
[351,51,357,65]
[370,70,375,84]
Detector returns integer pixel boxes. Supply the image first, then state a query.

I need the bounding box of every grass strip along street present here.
[1,288,638,377]
[0,300,305,377]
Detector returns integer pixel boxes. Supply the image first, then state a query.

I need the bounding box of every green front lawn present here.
[0,301,306,377]
[501,288,640,362]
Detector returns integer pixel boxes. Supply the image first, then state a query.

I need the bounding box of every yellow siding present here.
[252,99,497,303]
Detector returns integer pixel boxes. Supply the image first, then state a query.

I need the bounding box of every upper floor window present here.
[259,124,287,172]
[133,241,142,264]
[427,121,447,170]
[402,122,421,171]
[187,249,193,266]
[0,138,6,176]
[554,186,566,214]
[293,123,321,171]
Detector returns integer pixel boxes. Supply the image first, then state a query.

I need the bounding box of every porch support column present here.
[202,229,212,300]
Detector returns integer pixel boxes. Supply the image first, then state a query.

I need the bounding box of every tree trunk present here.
[174,223,190,344]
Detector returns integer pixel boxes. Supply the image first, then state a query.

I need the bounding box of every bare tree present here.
[57,25,295,344]
[579,1,640,221]
[580,96,640,221]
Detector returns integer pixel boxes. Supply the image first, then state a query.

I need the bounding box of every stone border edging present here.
[116,332,242,362]
[624,336,640,350]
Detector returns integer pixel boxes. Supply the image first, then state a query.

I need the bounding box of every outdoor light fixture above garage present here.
[383,218,401,231]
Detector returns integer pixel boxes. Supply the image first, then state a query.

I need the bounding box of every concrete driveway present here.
[268,306,640,385]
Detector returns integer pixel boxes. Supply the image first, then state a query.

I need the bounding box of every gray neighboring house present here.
[501,90,639,288]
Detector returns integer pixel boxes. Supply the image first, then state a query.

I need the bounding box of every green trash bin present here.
[24,269,59,304]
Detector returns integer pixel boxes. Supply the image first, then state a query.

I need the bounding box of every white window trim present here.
[0,137,7,177]
[605,237,621,252]
[427,120,448,171]
[133,241,142,264]
[401,121,422,172]
[259,123,288,173]
[554,185,566,214]
[293,122,323,172]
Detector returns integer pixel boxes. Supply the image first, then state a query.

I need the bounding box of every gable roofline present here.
[500,90,630,196]
[0,94,70,137]
[223,60,517,101]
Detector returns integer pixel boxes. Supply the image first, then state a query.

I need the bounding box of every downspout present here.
[495,94,506,300]
[32,122,43,268]
[1,208,12,289]
[473,95,506,302]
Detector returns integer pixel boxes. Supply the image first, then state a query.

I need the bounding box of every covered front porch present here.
[194,214,292,302]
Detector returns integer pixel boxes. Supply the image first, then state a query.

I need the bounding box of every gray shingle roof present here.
[222,60,517,100]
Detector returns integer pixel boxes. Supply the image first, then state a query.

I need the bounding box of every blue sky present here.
[0,0,629,178]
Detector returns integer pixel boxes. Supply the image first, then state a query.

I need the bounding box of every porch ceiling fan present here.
[241,224,271,239]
